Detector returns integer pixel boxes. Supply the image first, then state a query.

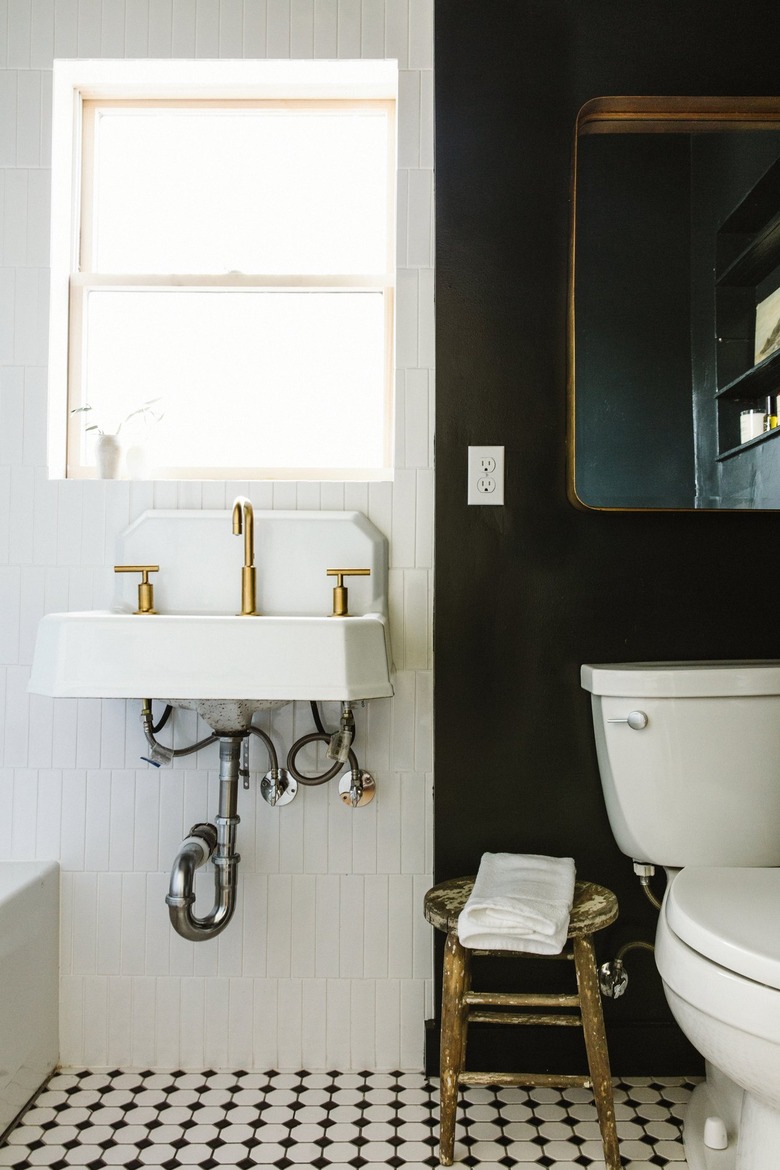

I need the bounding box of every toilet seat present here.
[665,867,780,991]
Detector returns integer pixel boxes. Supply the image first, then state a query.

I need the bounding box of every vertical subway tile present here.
[59,976,85,1067]
[77,0,102,55]
[0,270,16,364]
[227,977,254,1067]
[85,769,111,871]
[192,0,220,55]
[266,0,290,54]
[179,977,205,1068]
[107,976,133,1066]
[375,770,401,874]
[2,170,27,267]
[34,767,61,857]
[390,670,415,772]
[400,978,425,1068]
[375,977,400,1070]
[290,873,316,977]
[252,978,278,1066]
[415,470,433,566]
[408,0,432,69]
[289,0,313,56]
[338,873,364,977]
[71,871,98,973]
[383,0,408,66]
[219,0,244,56]
[204,977,230,1067]
[125,0,150,54]
[242,873,268,976]
[96,872,123,974]
[360,0,384,57]
[402,365,428,465]
[109,769,136,870]
[325,979,351,1069]
[7,0,32,66]
[11,766,37,856]
[148,0,173,55]
[395,268,418,370]
[277,978,303,1068]
[419,68,433,169]
[242,0,266,56]
[4,665,30,767]
[145,873,171,976]
[351,796,377,875]
[76,696,102,770]
[52,700,78,769]
[59,769,86,868]
[387,873,412,977]
[414,669,433,772]
[313,0,337,56]
[363,874,388,976]
[412,872,432,979]
[131,976,157,1067]
[350,978,376,1069]
[172,0,196,54]
[400,773,425,874]
[397,70,420,169]
[133,771,160,871]
[266,872,292,977]
[120,873,147,975]
[0,368,23,469]
[389,468,415,567]
[155,977,182,1068]
[82,975,109,1066]
[314,872,339,977]
[418,267,435,368]
[403,568,428,671]
[301,979,327,1069]
[337,0,360,56]
[407,168,433,268]
[23,366,48,467]
[101,0,127,54]
[0,75,17,166]
[0,566,21,662]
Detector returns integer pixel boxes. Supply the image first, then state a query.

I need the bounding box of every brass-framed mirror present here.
[568,97,780,510]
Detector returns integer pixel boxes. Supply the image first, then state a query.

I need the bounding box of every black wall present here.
[433,0,780,1076]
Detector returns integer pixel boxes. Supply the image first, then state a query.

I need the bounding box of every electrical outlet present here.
[468,445,505,505]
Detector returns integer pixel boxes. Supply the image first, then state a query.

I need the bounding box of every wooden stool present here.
[424,876,621,1168]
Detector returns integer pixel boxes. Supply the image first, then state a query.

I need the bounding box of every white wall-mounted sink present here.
[28,509,394,722]
[29,610,393,704]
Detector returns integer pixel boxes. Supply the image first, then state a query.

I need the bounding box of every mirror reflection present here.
[570,98,780,510]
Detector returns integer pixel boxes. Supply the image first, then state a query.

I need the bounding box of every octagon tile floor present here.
[0,1069,698,1169]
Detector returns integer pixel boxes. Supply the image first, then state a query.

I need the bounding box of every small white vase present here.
[96,434,122,479]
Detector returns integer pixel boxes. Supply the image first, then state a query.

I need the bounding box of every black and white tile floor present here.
[0,1069,697,1169]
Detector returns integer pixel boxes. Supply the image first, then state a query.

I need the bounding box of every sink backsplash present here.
[115,510,389,618]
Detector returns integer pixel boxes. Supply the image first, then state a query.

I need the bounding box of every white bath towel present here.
[457,852,576,955]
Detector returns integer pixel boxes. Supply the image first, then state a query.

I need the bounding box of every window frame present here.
[49,60,398,481]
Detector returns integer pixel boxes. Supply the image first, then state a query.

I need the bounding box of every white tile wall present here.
[0,0,434,1071]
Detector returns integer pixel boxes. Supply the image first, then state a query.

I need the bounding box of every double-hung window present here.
[49,60,397,480]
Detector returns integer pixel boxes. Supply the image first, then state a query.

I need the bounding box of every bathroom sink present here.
[28,610,393,704]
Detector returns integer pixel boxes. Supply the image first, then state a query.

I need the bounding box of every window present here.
[49,61,397,480]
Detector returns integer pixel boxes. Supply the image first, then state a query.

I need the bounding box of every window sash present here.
[57,87,396,480]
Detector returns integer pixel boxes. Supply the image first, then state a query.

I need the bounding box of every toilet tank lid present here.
[581,661,780,698]
[666,867,780,992]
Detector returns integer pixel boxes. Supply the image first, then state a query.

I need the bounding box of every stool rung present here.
[459,1071,592,1089]
[465,991,580,1009]
[469,1009,582,1027]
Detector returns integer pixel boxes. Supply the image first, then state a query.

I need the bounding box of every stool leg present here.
[573,935,622,1170]
[439,929,469,1166]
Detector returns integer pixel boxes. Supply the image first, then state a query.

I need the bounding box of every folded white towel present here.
[457,852,576,955]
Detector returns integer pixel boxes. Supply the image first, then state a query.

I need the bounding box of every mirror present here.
[569,97,780,510]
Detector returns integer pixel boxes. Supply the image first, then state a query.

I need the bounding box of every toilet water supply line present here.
[140,699,371,941]
[598,863,662,999]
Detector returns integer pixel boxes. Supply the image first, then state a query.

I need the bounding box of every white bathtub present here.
[0,861,59,1137]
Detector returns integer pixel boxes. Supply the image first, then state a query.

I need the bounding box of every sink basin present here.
[29,611,394,705]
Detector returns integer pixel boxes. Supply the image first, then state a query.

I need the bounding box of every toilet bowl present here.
[657,867,780,1169]
[580,661,780,1170]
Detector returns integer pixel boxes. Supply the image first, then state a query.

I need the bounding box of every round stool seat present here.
[424,876,618,941]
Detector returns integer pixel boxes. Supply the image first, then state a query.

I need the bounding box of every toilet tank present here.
[581,661,780,867]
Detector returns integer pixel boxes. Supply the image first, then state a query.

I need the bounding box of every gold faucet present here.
[231,496,258,615]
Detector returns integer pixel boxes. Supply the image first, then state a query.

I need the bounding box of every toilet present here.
[581,661,780,1170]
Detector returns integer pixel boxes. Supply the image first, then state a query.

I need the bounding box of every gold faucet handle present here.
[326,568,371,617]
[114,564,159,614]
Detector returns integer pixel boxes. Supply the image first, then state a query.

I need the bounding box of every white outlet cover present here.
[468,445,505,505]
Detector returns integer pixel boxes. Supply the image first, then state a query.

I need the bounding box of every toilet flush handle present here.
[607,711,648,730]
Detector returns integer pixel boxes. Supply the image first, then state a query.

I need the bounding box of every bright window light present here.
[49,61,397,481]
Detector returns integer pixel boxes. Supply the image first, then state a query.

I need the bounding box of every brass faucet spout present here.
[231,496,257,616]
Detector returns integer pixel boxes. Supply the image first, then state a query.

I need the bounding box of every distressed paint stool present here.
[424,876,621,1168]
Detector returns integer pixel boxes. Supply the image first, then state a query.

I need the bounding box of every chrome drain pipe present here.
[166,736,242,942]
